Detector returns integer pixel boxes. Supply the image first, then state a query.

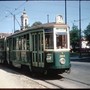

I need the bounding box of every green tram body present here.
[1,22,71,74]
[0,38,6,63]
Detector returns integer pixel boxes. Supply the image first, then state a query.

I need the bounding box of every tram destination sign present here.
[56,28,66,32]
[44,28,53,32]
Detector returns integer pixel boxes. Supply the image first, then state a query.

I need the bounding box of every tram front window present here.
[56,33,67,49]
[45,32,53,49]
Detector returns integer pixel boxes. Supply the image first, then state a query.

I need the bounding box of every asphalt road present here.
[0,64,46,88]
[61,61,90,88]
[32,61,90,89]
[0,61,90,89]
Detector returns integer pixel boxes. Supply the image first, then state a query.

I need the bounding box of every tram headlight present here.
[60,58,65,64]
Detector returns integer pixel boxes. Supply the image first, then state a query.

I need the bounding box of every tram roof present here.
[7,22,69,38]
[30,22,69,29]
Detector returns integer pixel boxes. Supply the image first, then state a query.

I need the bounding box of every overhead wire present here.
[13,1,27,13]
[0,1,28,22]
[73,17,90,22]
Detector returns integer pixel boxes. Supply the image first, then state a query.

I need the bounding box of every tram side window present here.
[45,33,53,49]
[13,38,16,50]
[38,33,43,51]
[35,34,37,51]
[16,38,19,50]
[22,36,26,50]
[26,34,29,50]
[0,41,4,50]
[18,37,22,50]
[22,34,29,50]
[18,34,29,50]
[9,38,13,50]
[6,40,9,51]
[56,34,67,49]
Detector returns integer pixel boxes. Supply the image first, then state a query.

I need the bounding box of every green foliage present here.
[31,21,42,27]
[70,24,79,51]
[84,23,90,45]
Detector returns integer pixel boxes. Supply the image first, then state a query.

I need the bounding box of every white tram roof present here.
[30,22,69,29]
[6,22,69,38]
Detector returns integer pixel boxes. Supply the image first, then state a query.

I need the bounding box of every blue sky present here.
[0,1,90,34]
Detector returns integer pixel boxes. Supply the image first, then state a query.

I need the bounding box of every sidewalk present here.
[70,56,90,62]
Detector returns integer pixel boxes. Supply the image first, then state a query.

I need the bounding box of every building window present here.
[25,19,27,26]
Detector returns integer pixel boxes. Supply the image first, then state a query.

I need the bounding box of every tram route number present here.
[60,55,65,58]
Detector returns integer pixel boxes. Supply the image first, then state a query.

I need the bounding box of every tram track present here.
[1,63,90,89]
[0,64,64,88]
[10,67,64,88]
[40,80,64,89]
[0,66,69,88]
[63,76,90,86]
[42,76,90,89]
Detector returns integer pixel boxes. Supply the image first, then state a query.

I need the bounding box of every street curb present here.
[70,57,90,62]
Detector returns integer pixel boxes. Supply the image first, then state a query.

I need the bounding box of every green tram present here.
[1,22,71,74]
[0,38,6,63]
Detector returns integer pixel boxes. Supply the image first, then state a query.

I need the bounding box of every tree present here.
[84,23,90,45]
[31,21,42,27]
[70,24,80,52]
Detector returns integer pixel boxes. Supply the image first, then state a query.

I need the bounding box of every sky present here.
[0,0,90,34]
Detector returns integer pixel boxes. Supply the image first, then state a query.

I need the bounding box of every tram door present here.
[31,32,44,68]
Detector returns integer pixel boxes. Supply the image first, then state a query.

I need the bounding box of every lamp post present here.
[79,0,82,57]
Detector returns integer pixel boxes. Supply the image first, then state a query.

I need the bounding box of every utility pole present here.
[6,10,20,33]
[14,14,15,33]
[79,0,82,58]
[65,0,67,24]
[6,10,15,33]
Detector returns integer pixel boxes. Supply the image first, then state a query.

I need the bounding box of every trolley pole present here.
[6,10,16,33]
[47,14,49,23]
[65,0,67,24]
[79,0,82,58]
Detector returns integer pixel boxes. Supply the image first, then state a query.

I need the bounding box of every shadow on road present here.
[0,63,64,81]
[30,73,63,80]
